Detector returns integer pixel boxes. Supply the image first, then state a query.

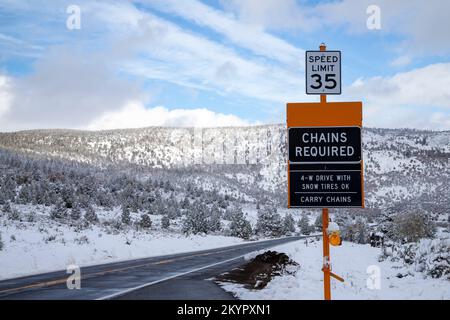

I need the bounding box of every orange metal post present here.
[319,43,331,301]
[322,208,331,300]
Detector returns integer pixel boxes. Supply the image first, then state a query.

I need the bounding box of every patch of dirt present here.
[216,250,299,290]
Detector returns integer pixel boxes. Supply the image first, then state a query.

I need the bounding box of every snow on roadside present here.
[0,221,245,281]
[221,239,450,300]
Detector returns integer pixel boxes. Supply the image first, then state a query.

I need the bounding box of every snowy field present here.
[0,221,246,281]
[0,201,308,281]
[220,239,450,300]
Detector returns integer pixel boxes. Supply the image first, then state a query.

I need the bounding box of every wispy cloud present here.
[87,2,307,103]
[143,0,305,67]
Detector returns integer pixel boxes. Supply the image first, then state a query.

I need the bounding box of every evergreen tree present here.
[17,186,32,204]
[0,192,7,206]
[167,205,179,219]
[8,208,20,221]
[208,206,222,232]
[140,213,152,229]
[161,214,170,229]
[84,205,98,223]
[282,213,296,235]
[392,211,435,243]
[223,207,234,221]
[3,202,12,214]
[314,214,323,231]
[182,203,209,234]
[298,213,311,235]
[50,201,67,220]
[121,206,131,225]
[70,205,82,221]
[181,197,190,209]
[256,206,283,237]
[229,209,252,240]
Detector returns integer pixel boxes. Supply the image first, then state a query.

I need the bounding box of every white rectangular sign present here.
[306,51,341,95]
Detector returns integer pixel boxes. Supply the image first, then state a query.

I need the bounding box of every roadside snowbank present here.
[0,221,245,280]
[220,239,450,300]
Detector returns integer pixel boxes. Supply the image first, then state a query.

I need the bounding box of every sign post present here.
[320,43,331,301]
[287,43,364,300]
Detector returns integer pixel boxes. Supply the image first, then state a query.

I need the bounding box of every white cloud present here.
[347,63,450,129]
[0,47,144,131]
[90,6,307,103]
[318,0,450,56]
[390,55,412,68]
[0,72,254,131]
[144,0,305,67]
[224,0,450,57]
[0,74,13,117]
[348,63,450,109]
[87,102,253,130]
[221,0,319,32]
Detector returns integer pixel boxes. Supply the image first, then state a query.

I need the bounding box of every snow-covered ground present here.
[0,221,246,281]
[220,239,450,300]
[0,201,308,282]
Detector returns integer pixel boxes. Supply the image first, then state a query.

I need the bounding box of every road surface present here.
[0,236,313,300]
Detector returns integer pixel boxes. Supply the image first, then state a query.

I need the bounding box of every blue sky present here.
[0,0,449,131]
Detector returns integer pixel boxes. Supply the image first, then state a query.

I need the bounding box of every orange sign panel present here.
[287,102,364,208]
[287,102,362,127]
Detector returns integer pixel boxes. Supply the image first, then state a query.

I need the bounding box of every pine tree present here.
[161,214,170,229]
[181,196,190,209]
[140,213,152,229]
[256,206,283,237]
[167,205,179,219]
[298,213,311,235]
[392,211,435,243]
[50,201,66,220]
[314,214,323,231]
[229,209,252,240]
[353,218,369,244]
[182,203,209,235]
[0,192,7,206]
[3,202,12,214]
[282,213,296,235]
[208,206,222,232]
[17,186,32,204]
[0,232,3,251]
[84,205,98,223]
[8,208,20,221]
[121,206,131,225]
[70,205,82,221]
[223,207,234,221]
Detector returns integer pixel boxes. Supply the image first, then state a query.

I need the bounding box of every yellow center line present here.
[152,259,176,265]
[0,242,262,295]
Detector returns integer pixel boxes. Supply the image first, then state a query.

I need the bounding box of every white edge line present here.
[96,252,251,300]
[96,236,311,300]
[96,236,320,300]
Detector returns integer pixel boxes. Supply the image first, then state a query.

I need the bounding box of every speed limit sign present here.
[306,51,341,95]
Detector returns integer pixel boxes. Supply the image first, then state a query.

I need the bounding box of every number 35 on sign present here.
[306,51,341,95]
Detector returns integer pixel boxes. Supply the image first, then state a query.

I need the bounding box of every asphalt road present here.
[0,236,313,300]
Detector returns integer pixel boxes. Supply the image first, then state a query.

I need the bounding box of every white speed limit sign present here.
[306,51,341,95]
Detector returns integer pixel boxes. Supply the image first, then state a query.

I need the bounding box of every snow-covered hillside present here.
[0,126,448,211]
